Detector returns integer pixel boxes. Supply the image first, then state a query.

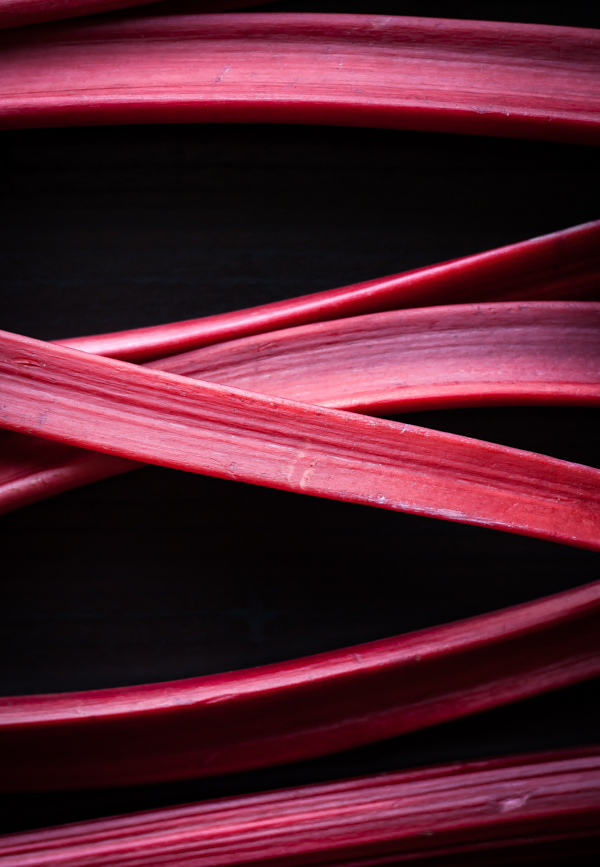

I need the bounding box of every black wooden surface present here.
[0,0,599,846]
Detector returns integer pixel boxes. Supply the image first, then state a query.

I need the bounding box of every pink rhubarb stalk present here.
[1,581,599,791]
[56,220,600,364]
[2,749,599,863]
[0,748,596,864]
[1,326,599,550]
[154,301,600,414]
[1,14,599,144]
[1,300,599,516]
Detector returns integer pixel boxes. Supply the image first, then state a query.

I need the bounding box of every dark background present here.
[0,0,599,847]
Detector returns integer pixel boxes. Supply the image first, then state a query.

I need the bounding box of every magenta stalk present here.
[1,14,599,144]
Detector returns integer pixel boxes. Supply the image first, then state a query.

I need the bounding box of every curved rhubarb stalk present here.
[0,1,271,31]
[1,581,599,791]
[57,220,600,364]
[155,302,600,414]
[1,14,599,144]
[1,749,599,864]
[2,301,598,516]
[1,326,600,550]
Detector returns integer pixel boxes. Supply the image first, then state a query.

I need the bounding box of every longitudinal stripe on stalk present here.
[1,301,599,516]
[1,14,599,144]
[0,327,599,550]
[0,751,599,865]
[57,220,600,363]
[1,582,600,791]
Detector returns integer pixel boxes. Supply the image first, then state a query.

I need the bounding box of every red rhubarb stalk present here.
[3,749,600,865]
[2,748,599,865]
[1,301,598,516]
[1,14,599,144]
[0,581,599,791]
[3,754,598,866]
[2,751,600,865]
[154,301,600,414]
[56,220,600,364]
[1,326,599,550]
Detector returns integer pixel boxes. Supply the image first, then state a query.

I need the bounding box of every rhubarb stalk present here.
[1,301,598,516]
[1,326,599,550]
[1,14,599,144]
[56,220,600,364]
[1,581,599,791]
[2,748,598,864]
